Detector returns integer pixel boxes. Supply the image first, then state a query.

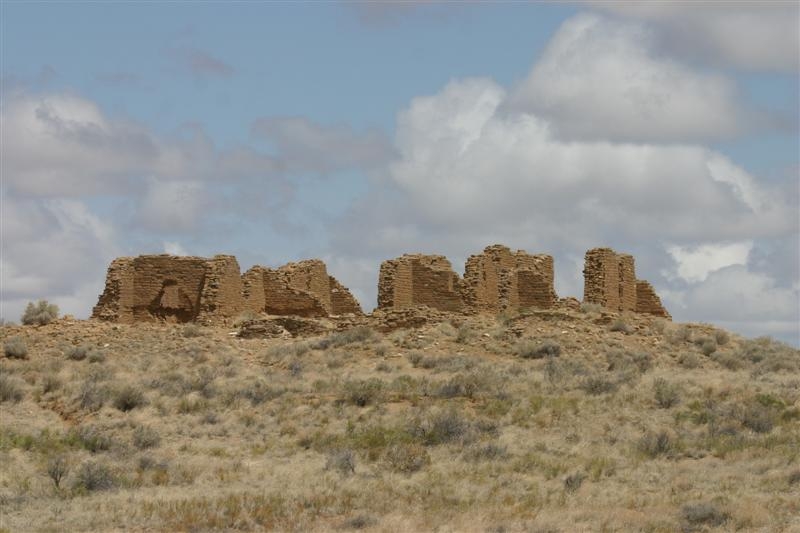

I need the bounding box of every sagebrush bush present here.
[581,375,617,395]
[21,300,59,326]
[325,449,356,476]
[609,319,633,334]
[563,472,586,493]
[66,345,91,361]
[132,425,161,449]
[637,430,676,458]
[78,380,108,411]
[73,425,113,453]
[0,374,24,403]
[46,455,69,489]
[73,460,116,492]
[341,378,385,407]
[653,378,680,408]
[681,502,729,527]
[409,409,474,446]
[383,443,431,473]
[580,302,603,314]
[515,339,561,359]
[113,385,147,412]
[4,337,28,359]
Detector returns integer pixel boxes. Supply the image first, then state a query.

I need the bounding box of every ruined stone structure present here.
[92,255,243,324]
[377,255,465,312]
[635,280,672,319]
[583,247,670,318]
[242,260,362,318]
[462,245,557,313]
[94,255,361,323]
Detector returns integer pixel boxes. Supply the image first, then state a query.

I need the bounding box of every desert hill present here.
[1,302,798,532]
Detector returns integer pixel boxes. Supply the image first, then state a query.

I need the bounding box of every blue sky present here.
[2,2,798,345]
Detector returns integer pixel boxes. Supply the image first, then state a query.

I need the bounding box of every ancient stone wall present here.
[92,254,243,323]
[635,280,672,319]
[242,261,363,318]
[583,248,622,311]
[377,255,464,312]
[463,245,557,313]
[618,254,637,313]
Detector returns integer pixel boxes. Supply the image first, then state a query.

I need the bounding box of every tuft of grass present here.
[21,300,59,326]
[515,339,561,359]
[4,337,28,359]
[113,385,147,412]
[313,326,377,350]
[0,375,25,403]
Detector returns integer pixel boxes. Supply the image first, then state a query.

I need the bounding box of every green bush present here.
[21,300,59,326]
[4,337,28,359]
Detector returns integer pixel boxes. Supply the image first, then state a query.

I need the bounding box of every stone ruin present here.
[582,247,671,318]
[376,245,558,315]
[93,244,670,324]
[242,259,362,318]
[93,255,362,324]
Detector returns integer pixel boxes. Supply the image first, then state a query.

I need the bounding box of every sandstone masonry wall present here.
[377,255,464,312]
[583,247,670,318]
[462,245,556,313]
[635,280,671,319]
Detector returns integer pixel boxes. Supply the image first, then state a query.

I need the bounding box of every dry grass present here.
[0,311,798,532]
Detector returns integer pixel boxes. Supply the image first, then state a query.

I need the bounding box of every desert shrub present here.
[113,385,147,411]
[455,324,475,344]
[73,460,116,492]
[341,378,385,407]
[0,374,24,403]
[581,375,617,395]
[288,359,303,377]
[4,337,28,359]
[233,310,258,327]
[463,442,508,462]
[182,324,203,338]
[341,514,377,530]
[606,349,652,374]
[78,380,108,411]
[714,329,730,346]
[788,470,800,485]
[313,326,377,350]
[653,378,680,408]
[21,300,59,325]
[132,426,161,449]
[46,455,69,489]
[563,472,586,493]
[41,374,62,394]
[409,408,474,446]
[407,351,423,368]
[238,379,284,406]
[678,352,702,369]
[72,425,113,453]
[580,302,603,314]
[637,430,676,458]
[609,319,634,334]
[515,339,561,359]
[700,339,718,356]
[436,370,497,400]
[87,350,106,363]
[325,448,356,476]
[667,325,691,344]
[66,345,91,361]
[681,502,729,528]
[383,443,431,473]
[740,405,775,434]
[711,352,745,371]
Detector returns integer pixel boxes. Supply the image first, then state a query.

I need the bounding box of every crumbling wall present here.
[377,255,464,312]
[583,248,622,311]
[635,280,671,319]
[93,254,238,323]
[463,245,557,313]
[242,261,363,318]
[618,254,637,312]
